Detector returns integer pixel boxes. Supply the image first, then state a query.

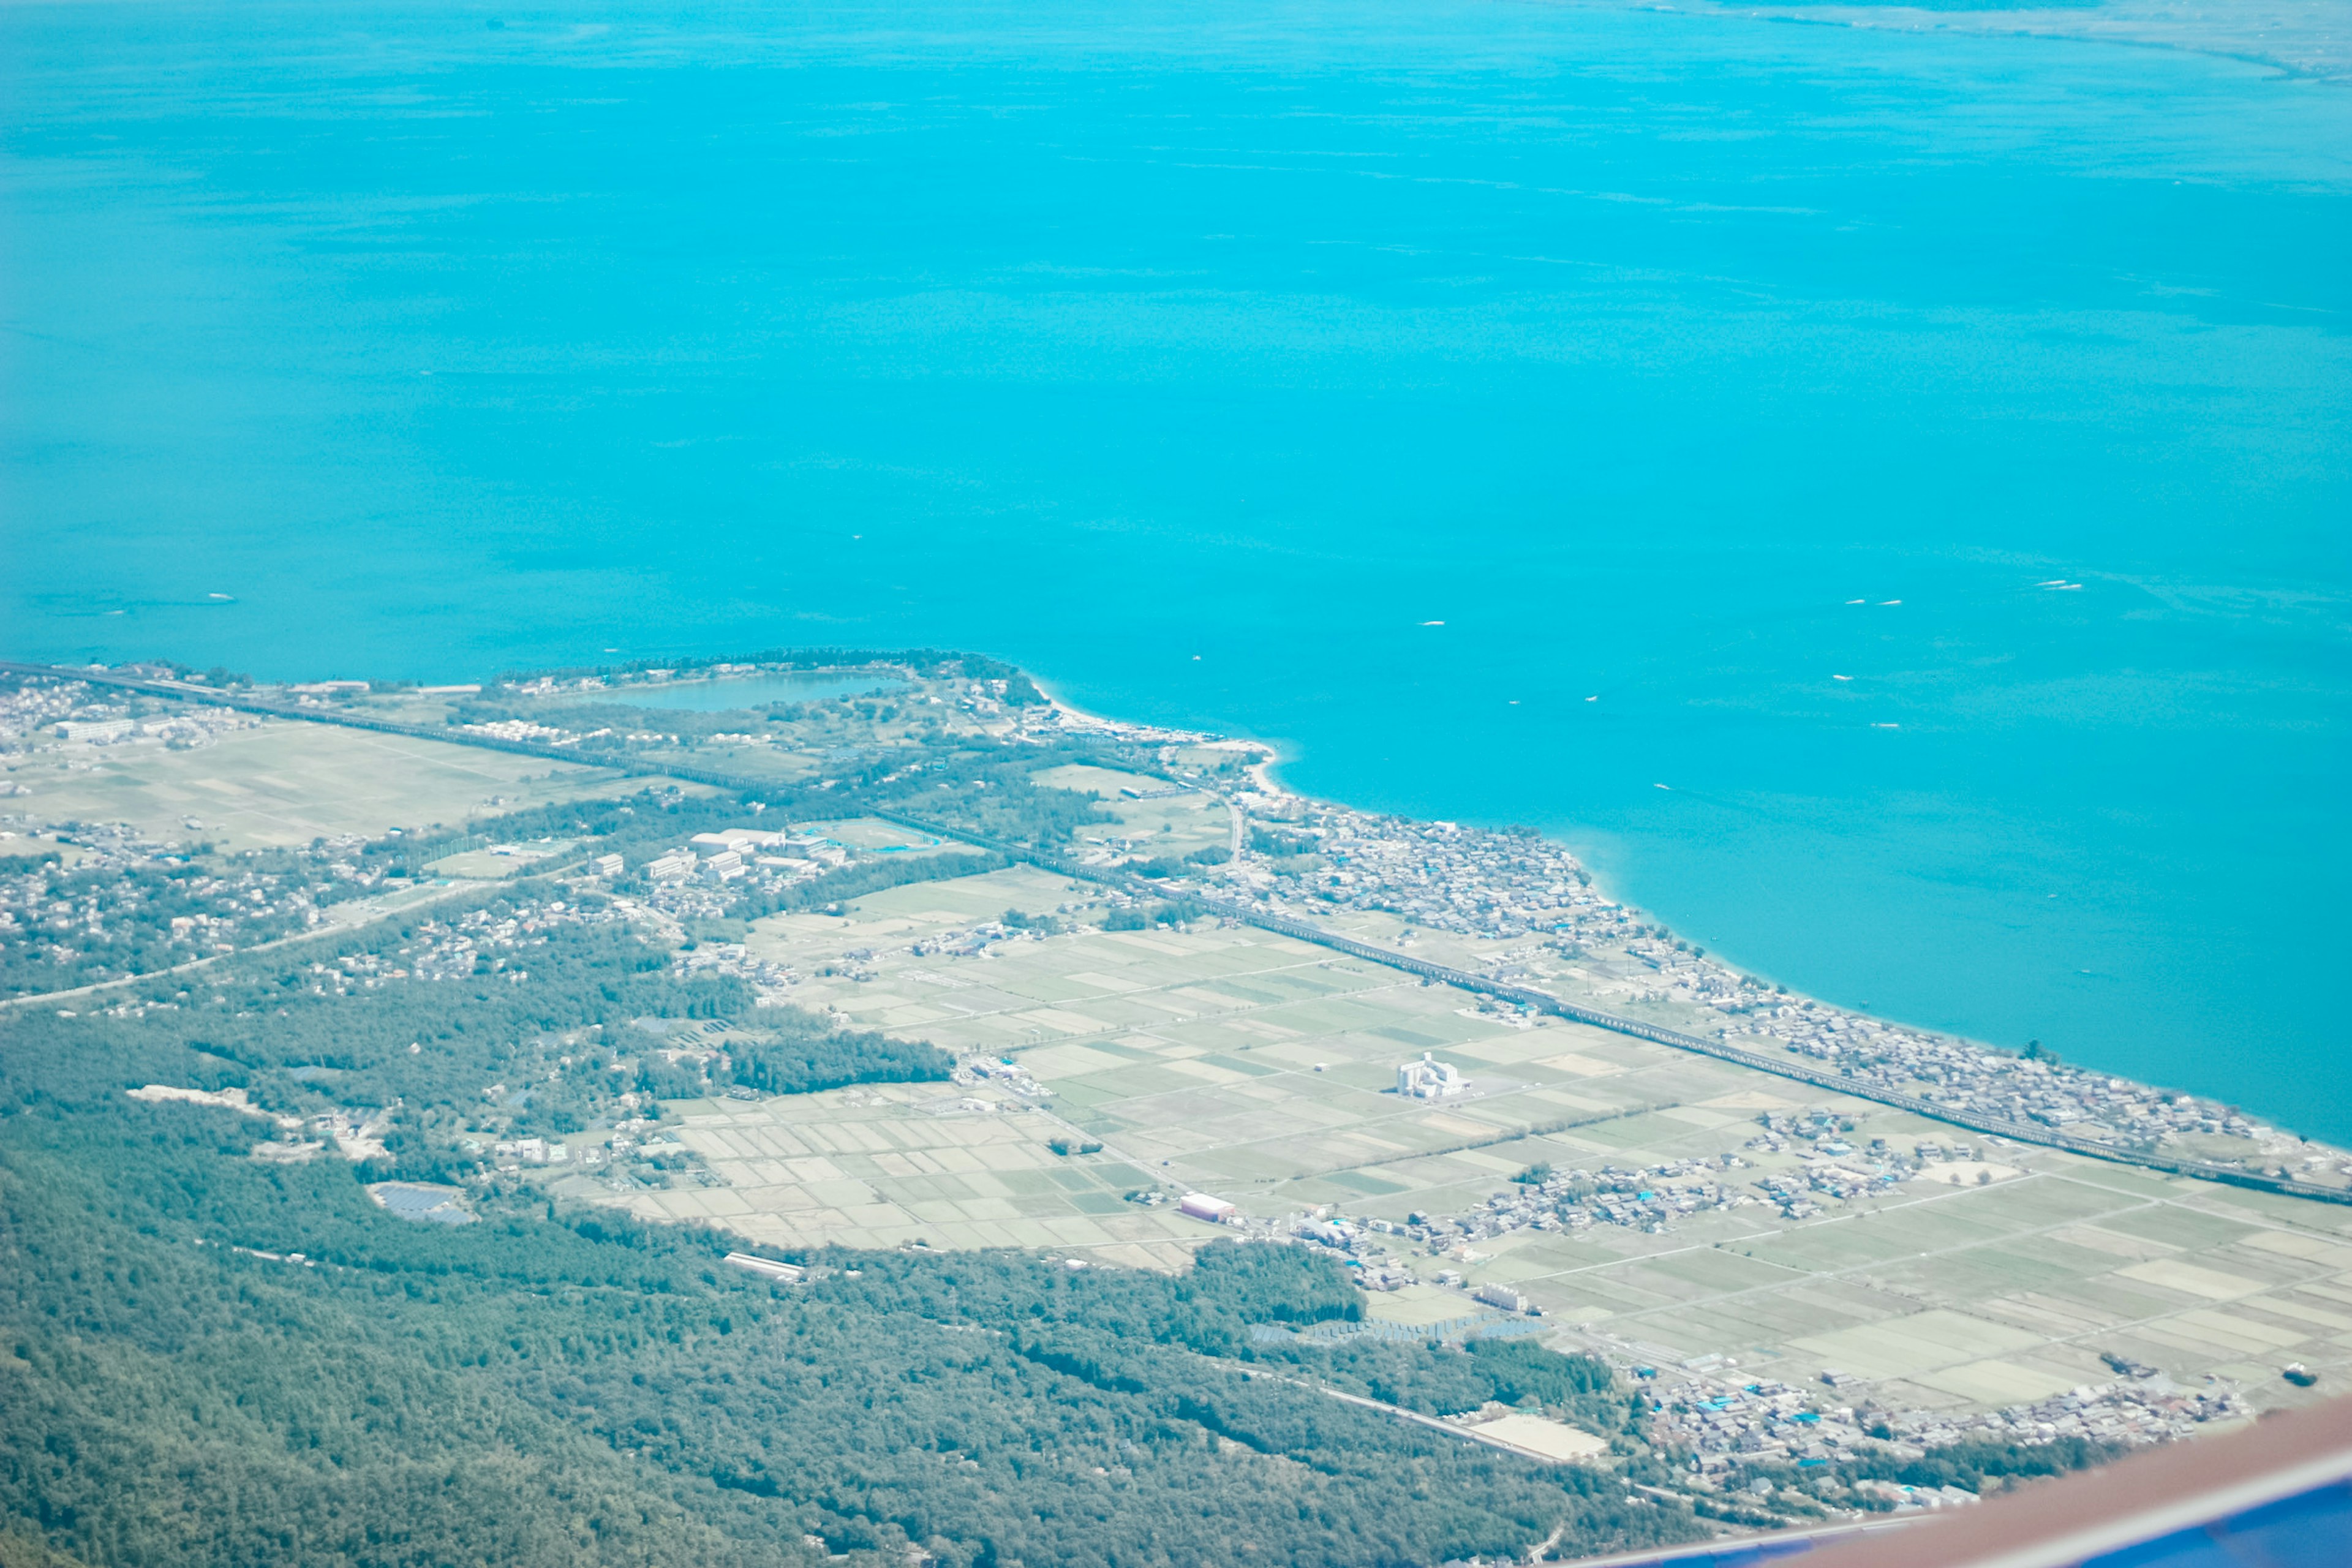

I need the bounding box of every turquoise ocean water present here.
[4,2,2346,1137]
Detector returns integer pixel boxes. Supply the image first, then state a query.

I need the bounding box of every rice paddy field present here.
[641,865,2352,1415]
[627,1080,1208,1270]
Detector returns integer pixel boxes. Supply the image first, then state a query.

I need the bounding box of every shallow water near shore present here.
[3,1,2346,1137]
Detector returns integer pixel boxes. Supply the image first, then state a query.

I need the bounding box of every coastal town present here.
[1091,737,2350,1193]
[7,4,2342,1557]
[9,656,2347,1193]
[6,657,2349,1537]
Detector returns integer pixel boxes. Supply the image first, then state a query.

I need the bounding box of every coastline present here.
[9,652,2345,1196]
[1030,674,1294,801]
[1015,680,2350,1195]
[12,651,2351,1460]
[1036,682,1916,1070]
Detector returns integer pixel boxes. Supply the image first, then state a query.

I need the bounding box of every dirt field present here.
[6,722,665,849]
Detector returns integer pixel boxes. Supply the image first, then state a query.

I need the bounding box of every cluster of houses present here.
[1727,1003,2278,1155]
[1427,1156,1768,1245]
[1213,802,1611,944]
[325,898,622,995]
[1642,1361,2248,1494]
[3,680,258,755]
[0,816,357,987]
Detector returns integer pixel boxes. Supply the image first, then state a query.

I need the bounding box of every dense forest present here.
[0,1090,1697,1567]
[0,878,1703,1568]
[812,737,1114,851]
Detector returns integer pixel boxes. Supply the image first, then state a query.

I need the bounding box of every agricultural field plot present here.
[585,1079,1208,1269]
[1399,1133,2352,1417]
[1555,1160,2352,1414]
[746,865,1089,979]
[6,721,650,850]
[722,865,2352,1414]
[1032,763,1233,858]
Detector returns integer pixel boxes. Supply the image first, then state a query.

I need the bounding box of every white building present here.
[589,853,624,878]
[1476,1281,1530,1314]
[1397,1052,1467,1099]
[692,829,793,852]
[644,849,696,882]
[1178,1193,1238,1224]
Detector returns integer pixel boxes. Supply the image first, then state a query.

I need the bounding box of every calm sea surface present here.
[4,1,2346,1136]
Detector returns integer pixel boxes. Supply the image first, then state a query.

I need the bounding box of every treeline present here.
[0,1076,1702,1568]
[954,653,1046,706]
[352,789,762,873]
[1241,1334,1634,1437]
[1248,824,1318,858]
[727,1011,951,1096]
[350,738,1107,894]
[732,850,1008,919]
[1130,845,1229,878]
[1851,1433,2125,1493]
[1713,1430,2128,1517]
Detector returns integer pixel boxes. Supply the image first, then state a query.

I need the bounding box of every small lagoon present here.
[572,673,908,713]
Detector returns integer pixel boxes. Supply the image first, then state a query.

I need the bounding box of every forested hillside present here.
[0,1103,1693,1567]
[0,883,1701,1568]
